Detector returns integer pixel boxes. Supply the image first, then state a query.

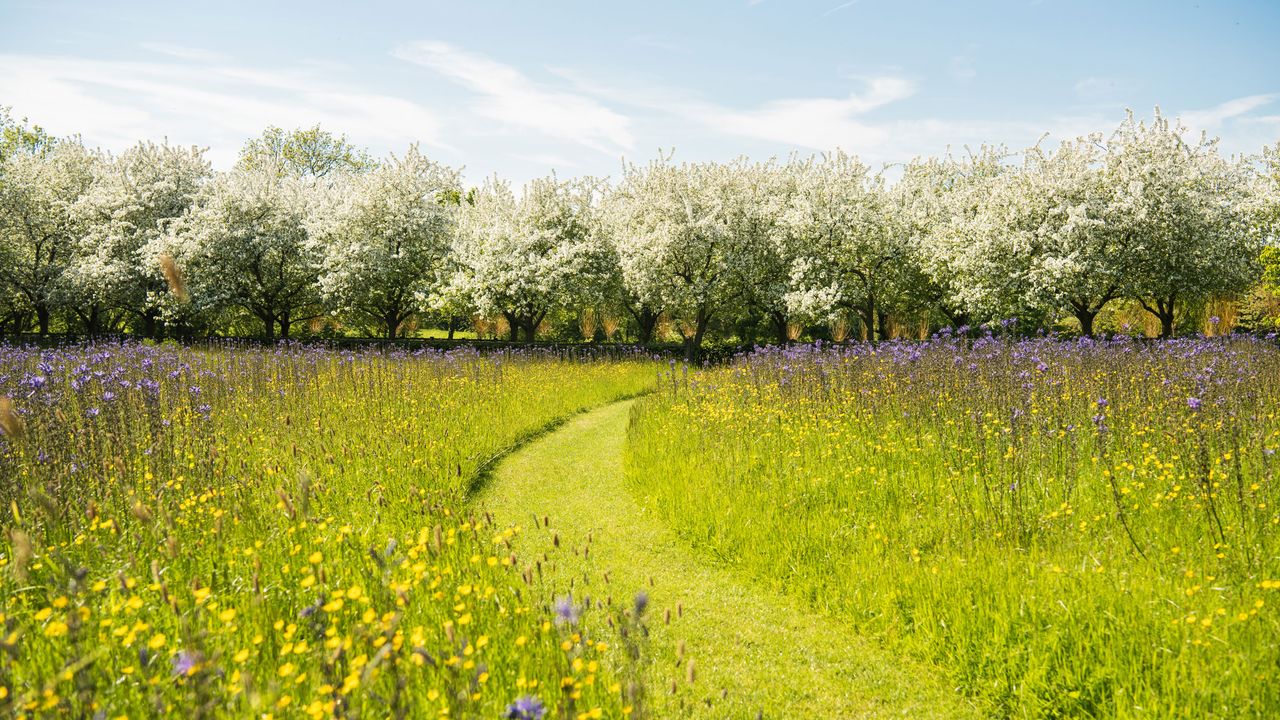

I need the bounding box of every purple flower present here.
[505,695,546,720]
[633,591,649,617]
[553,595,581,627]
[1096,398,1108,409]
[171,650,201,677]
[1187,397,1202,411]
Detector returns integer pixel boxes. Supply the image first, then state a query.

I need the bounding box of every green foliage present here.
[236,125,374,178]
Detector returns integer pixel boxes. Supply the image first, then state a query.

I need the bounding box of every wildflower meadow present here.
[0,343,655,718]
[627,334,1280,717]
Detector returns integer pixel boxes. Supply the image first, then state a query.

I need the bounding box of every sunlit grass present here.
[0,342,654,718]
[626,335,1280,718]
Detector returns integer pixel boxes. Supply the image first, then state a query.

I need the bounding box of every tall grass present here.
[626,335,1280,718]
[0,341,655,718]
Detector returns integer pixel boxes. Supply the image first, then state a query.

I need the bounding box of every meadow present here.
[3,334,1280,719]
[626,335,1280,718]
[0,342,655,719]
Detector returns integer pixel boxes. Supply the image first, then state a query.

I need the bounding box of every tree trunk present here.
[503,312,520,341]
[521,312,544,343]
[279,311,292,340]
[683,308,711,362]
[876,308,891,342]
[260,310,276,341]
[36,303,50,338]
[142,309,161,340]
[770,311,788,344]
[87,304,100,338]
[385,310,399,340]
[1140,296,1177,339]
[446,316,457,341]
[633,308,659,345]
[1074,308,1097,338]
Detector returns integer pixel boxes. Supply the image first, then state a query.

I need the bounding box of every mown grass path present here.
[476,399,977,719]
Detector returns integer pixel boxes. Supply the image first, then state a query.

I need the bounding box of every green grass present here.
[477,399,977,719]
[0,344,655,718]
[625,339,1280,718]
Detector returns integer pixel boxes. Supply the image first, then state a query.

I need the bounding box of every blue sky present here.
[1,0,1277,183]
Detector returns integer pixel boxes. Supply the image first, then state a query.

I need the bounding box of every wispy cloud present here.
[0,53,447,167]
[393,41,633,155]
[822,1,859,16]
[696,77,915,150]
[1179,94,1277,130]
[138,42,226,63]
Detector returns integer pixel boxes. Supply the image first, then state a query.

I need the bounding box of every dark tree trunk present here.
[683,308,711,362]
[770,311,789,344]
[446,316,457,341]
[385,310,400,340]
[280,310,292,339]
[36,303,51,338]
[502,311,520,341]
[261,313,276,341]
[142,308,161,339]
[876,308,891,342]
[1074,308,1097,338]
[1140,296,1177,339]
[632,308,660,345]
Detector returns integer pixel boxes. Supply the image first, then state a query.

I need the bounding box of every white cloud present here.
[695,77,916,150]
[0,53,447,168]
[138,42,227,63]
[392,41,634,155]
[822,1,860,16]
[1178,94,1277,131]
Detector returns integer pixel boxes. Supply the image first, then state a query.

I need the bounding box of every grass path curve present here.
[476,399,977,719]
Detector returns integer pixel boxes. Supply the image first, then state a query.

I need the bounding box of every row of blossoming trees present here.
[2,106,1278,352]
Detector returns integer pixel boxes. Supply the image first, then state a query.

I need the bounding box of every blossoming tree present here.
[308,145,460,338]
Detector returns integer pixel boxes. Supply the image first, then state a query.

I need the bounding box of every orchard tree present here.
[1105,110,1260,337]
[450,174,610,342]
[1259,142,1280,241]
[167,164,320,340]
[781,151,906,341]
[67,141,210,336]
[598,187,663,344]
[1020,137,1126,336]
[613,156,754,358]
[0,138,98,336]
[732,158,796,343]
[238,125,373,179]
[957,138,1124,336]
[310,146,460,338]
[897,148,1009,329]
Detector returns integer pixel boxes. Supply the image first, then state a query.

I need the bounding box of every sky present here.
[1,0,1278,184]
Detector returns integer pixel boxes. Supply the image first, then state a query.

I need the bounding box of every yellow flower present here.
[148,633,167,650]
